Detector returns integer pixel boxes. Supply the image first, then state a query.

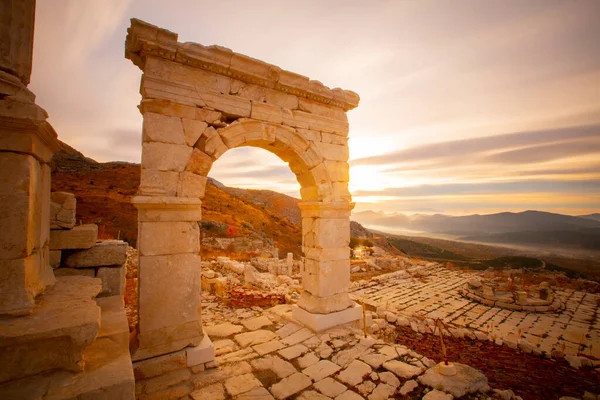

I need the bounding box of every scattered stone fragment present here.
[337,360,372,386]
[242,315,272,331]
[205,323,244,338]
[224,373,262,396]
[297,390,331,400]
[270,372,312,399]
[335,390,364,400]
[297,352,320,369]
[360,353,395,369]
[378,371,400,387]
[278,344,309,360]
[418,363,489,398]
[314,377,347,398]
[236,387,275,400]
[399,379,419,396]
[383,360,423,379]
[423,389,454,400]
[368,383,396,400]
[281,328,314,346]
[235,330,277,348]
[191,383,225,400]
[303,360,342,382]
[275,322,302,339]
[251,355,297,379]
[253,340,286,356]
[316,342,334,359]
[357,380,376,395]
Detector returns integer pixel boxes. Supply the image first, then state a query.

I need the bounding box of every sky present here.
[30,0,600,216]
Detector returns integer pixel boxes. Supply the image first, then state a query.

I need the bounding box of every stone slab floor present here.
[349,264,600,359]
[139,295,501,400]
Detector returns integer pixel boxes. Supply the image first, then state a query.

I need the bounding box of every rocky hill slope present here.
[51,141,304,256]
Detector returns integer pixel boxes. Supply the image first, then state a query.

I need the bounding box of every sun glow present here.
[349,165,392,193]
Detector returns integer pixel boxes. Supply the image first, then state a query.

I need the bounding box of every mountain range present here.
[352,210,600,251]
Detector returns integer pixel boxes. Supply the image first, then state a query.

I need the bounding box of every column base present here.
[186,334,215,367]
[292,302,362,332]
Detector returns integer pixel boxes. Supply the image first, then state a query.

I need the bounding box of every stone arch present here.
[188,119,335,202]
[127,19,361,362]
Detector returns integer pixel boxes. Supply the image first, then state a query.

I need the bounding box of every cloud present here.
[353,179,600,198]
[352,124,600,168]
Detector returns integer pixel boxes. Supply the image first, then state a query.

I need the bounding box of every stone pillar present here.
[0,0,60,316]
[0,0,36,86]
[292,201,361,331]
[286,252,293,276]
[132,195,205,361]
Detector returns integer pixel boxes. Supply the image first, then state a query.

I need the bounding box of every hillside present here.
[50,141,303,257]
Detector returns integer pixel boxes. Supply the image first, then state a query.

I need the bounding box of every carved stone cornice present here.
[125,18,360,111]
[0,100,60,163]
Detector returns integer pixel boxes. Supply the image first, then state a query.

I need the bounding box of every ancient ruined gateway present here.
[125,19,362,361]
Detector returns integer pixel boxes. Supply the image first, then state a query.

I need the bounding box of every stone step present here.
[0,314,135,400]
[0,276,102,383]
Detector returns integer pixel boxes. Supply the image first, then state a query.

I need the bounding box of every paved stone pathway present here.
[349,264,600,359]
[183,302,495,400]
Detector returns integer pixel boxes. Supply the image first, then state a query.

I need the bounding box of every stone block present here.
[0,253,45,316]
[134,196,203,223]
[139,98,197,119]
[312,218,350,248]
[292,303,361,332]
[264,86,299,109]
[49,249,61,268]
[298,97,348,121]
[49,191,76,229]
[141,75,206,107]
[62,240,127,267]
[297,291,353,314]
[143,112,185,144]
[182,118,208,146]
[195,108,222,123]
[418,363,489,398]
[137,253,202,337]
[138,221,199,256]
[303,258,350,298]
[140,168,179,196]
[0,335,135,400]
[49,224,98,250]
[97,265,126,297]
[186,334,215,366]
[177,171,208,198]
[186,148,213,176]
[95,295,129,352]
[316,142,349,162]
[142,141,193,172]
[321,132,348,146]
[0,152,41,260]
[134,350,187,380]
[251,102,283,124]
[324,160,349,182]
[54,267,95,278]
[196,126,229,160]
[0,276,101,383]
[200,90,251,118]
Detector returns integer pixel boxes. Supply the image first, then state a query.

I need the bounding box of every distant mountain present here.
[579,213,600,222]
[353,209,600,251]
